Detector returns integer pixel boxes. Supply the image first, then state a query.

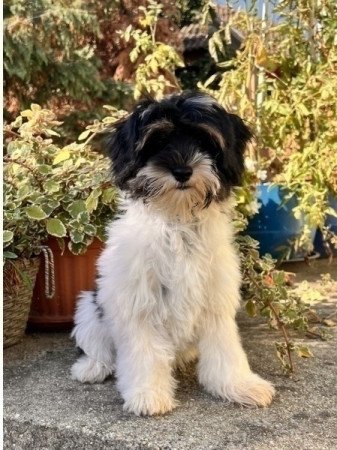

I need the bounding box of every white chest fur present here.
[97,199,241,347]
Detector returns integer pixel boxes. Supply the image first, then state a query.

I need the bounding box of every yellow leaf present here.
[296,346,313,358]
[46,129,60,137]
[78,129,92,141]
[21,110,34,118]
[256,46,268,67]
[53,149,70,165]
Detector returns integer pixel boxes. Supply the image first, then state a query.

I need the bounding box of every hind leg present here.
[71,291,115,383]
[175,345,198,369]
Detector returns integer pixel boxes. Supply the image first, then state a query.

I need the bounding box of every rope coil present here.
[40,246,55,299]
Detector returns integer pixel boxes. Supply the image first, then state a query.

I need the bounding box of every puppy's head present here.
[104,92,251,219]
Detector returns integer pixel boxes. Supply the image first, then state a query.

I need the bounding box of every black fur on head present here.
[103,91,252,205]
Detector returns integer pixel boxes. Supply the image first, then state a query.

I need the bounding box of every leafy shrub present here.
[120,0,184,99]
[4,0,104,108]
[4,105,118,260]
[198,0,337,253]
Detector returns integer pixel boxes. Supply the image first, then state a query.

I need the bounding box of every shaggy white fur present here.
[71,194,275,415]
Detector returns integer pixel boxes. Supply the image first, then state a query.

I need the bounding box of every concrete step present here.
[4,260,337,449]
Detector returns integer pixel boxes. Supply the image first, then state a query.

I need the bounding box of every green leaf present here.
[83,235,94,247]
[4,251,18,259]
[102,187,115,204]
[297,103,310,117]
[77,211,89,223]
[11,116,23,128]
[85,192,98,213]
[245,299,257,317]
[70,230,84,244]
[17,185,30,199]
[91,188,102,198]
[203,73,218,88]
[296,346,313,358]
[3,230,14,243]
[46,218,67,237]
[44,180,60,193]
[38,165,53,175]
[208,38,218,62]
[83,224,96,235]
[96,226,107,242]
[46,129,60,137]
[66,200,87,218]
[26,206,48,220]
[78,129,91,141]
[68,241,87,255]
[42,199,60,215]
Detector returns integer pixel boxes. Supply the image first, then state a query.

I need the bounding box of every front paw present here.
[206,373,275,407]
[123,389,177,416]
[71,356,113,383]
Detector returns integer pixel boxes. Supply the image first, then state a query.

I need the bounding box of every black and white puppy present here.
[71,92,275,415]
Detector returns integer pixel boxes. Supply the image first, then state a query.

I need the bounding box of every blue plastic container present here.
[313,194,337,257]
[245,184,313,260]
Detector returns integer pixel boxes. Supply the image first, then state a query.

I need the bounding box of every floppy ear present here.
[219,112,252,187]
[102,99,160,189]
[103,113,139,189]
[228,113,252,157]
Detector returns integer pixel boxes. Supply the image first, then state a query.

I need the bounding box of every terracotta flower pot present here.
[28,237,103,331]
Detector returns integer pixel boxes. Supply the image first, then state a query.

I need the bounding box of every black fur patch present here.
[161,284,169,297]
[76,346,86,356]
[92,288,104,320]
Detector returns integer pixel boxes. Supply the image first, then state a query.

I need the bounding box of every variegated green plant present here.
[4,104,117,260]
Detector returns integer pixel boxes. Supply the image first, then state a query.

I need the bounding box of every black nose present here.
[172,166,193,182]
